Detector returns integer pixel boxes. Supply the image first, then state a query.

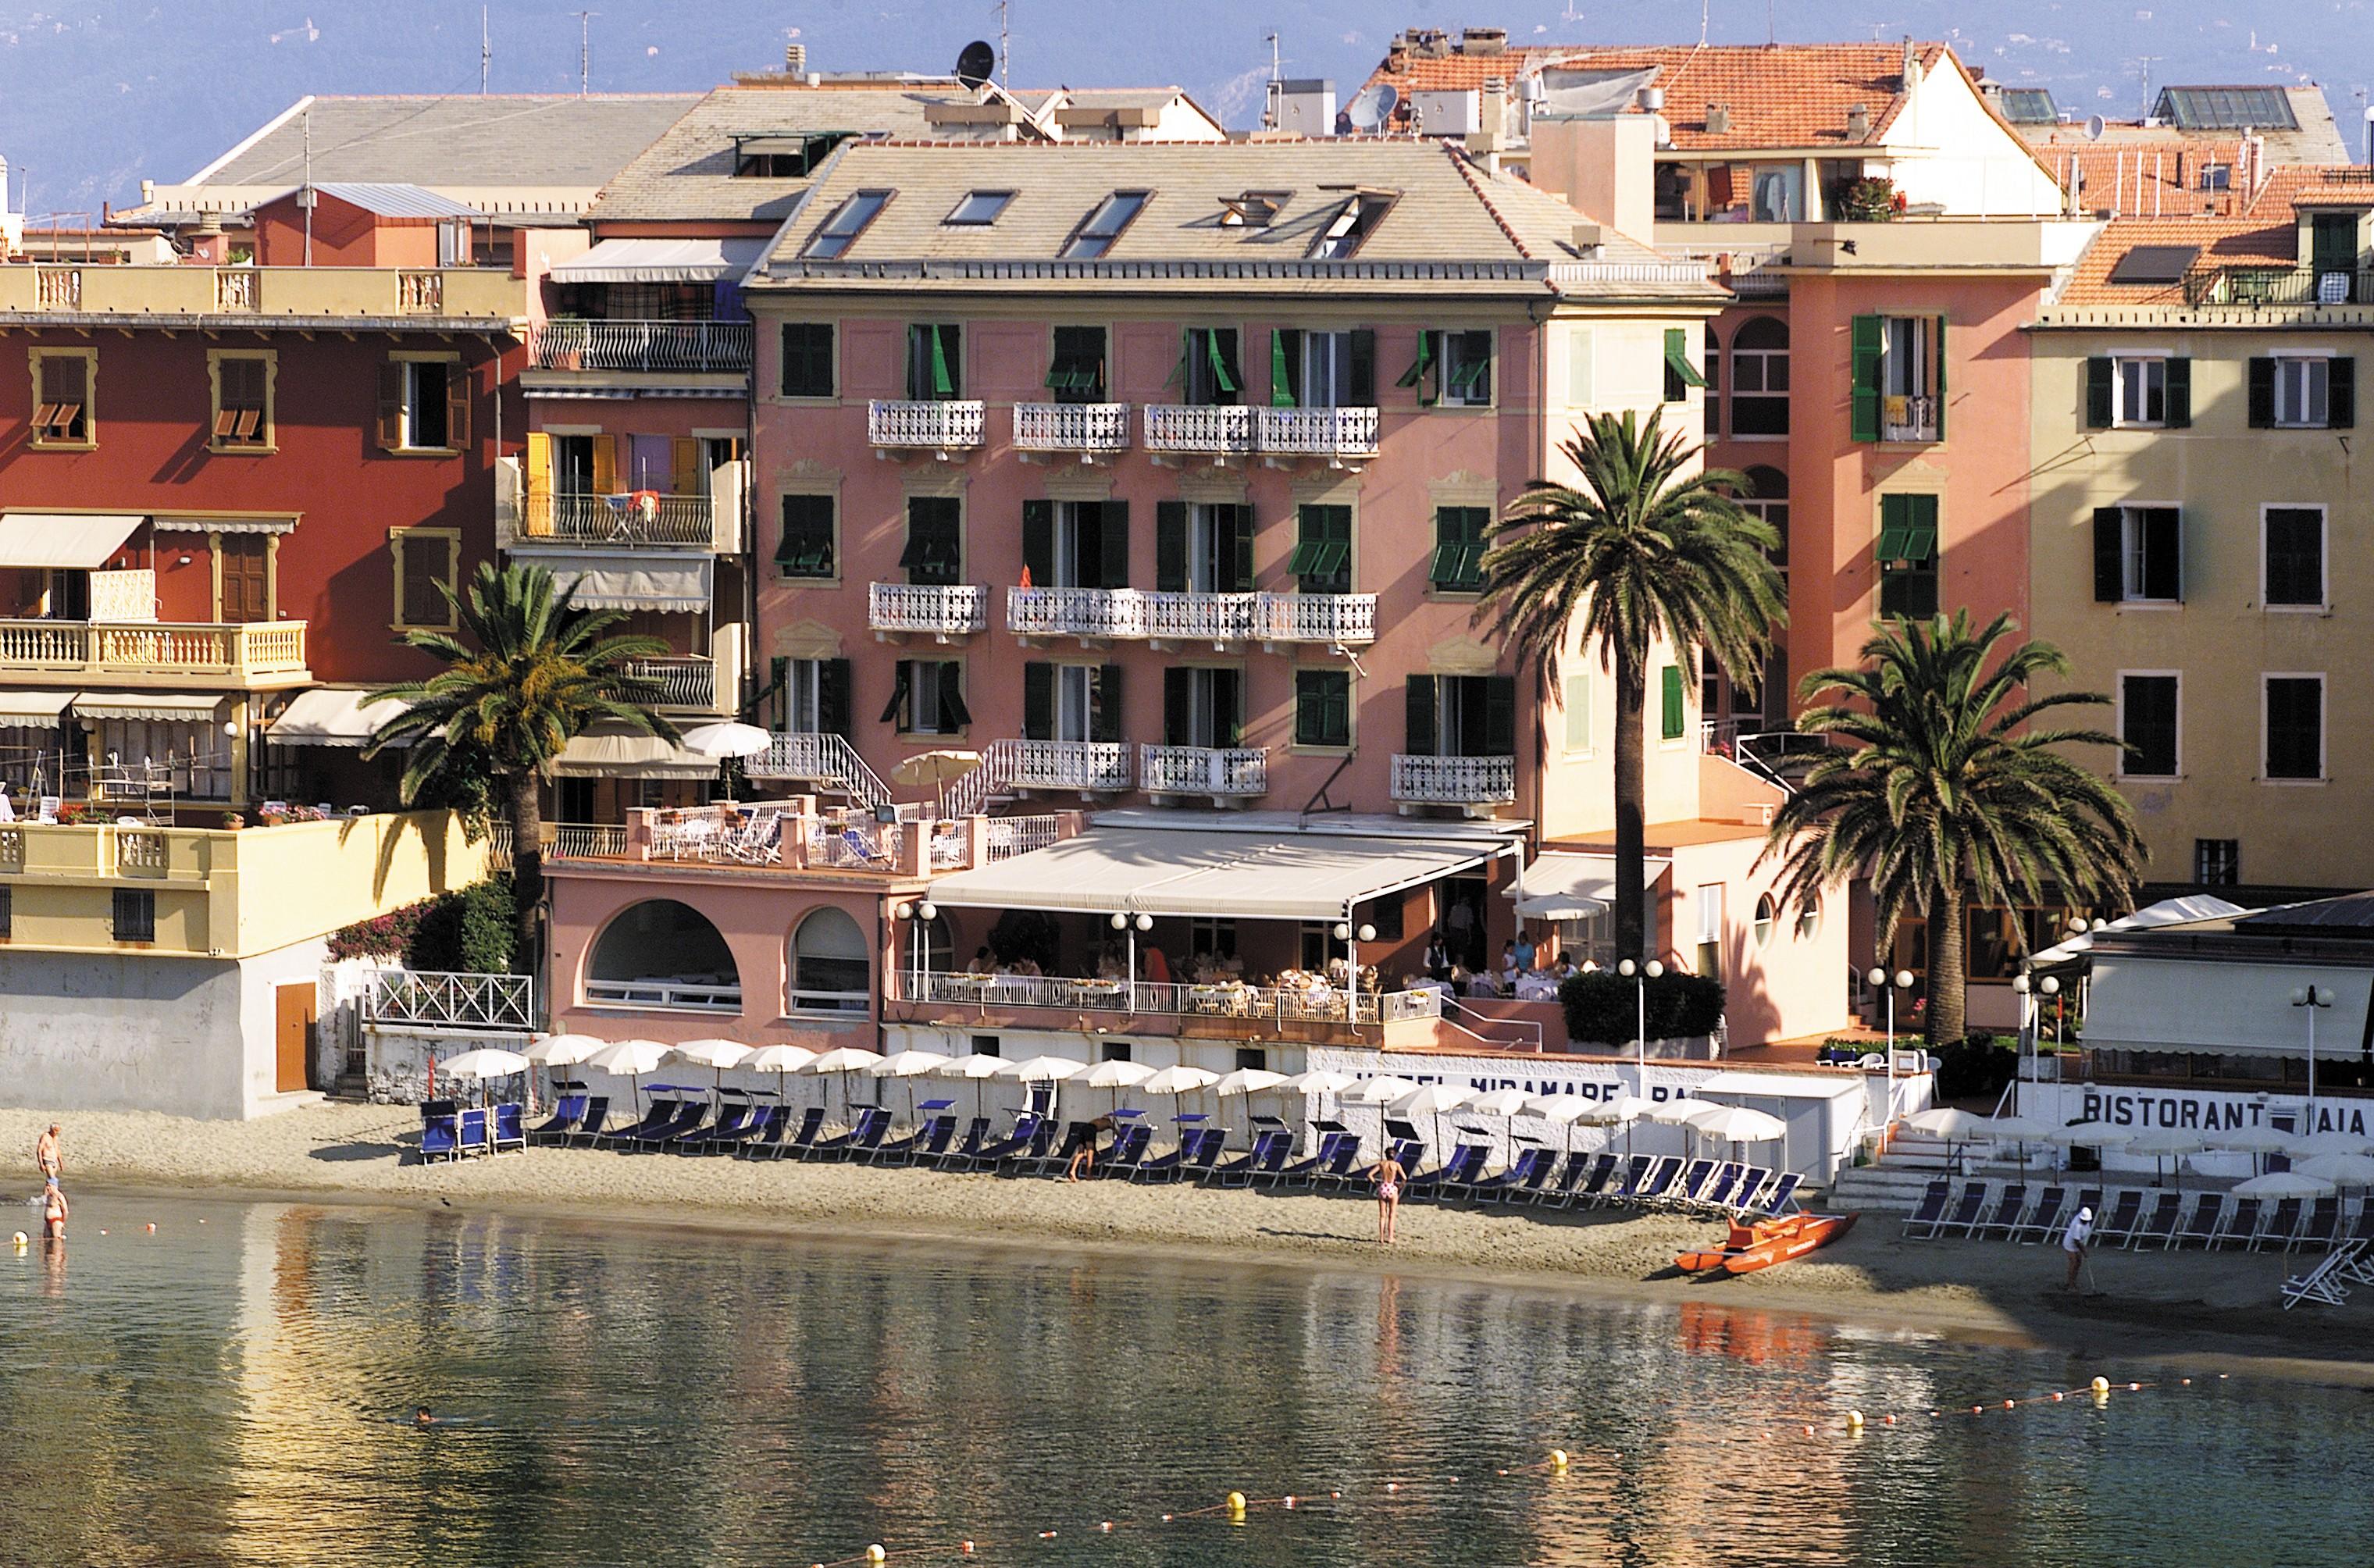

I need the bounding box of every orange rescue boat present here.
[1675,1211,1858,1275]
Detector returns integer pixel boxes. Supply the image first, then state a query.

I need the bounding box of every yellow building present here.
[0,810,489,1117]
[2029,168,2374,900]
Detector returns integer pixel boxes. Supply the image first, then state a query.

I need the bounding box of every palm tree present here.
[364,561,679,968]
[1760,611,2144,1046]
[1478,409,1786,960]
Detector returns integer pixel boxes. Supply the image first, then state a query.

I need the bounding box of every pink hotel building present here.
[543,136,1848,1064]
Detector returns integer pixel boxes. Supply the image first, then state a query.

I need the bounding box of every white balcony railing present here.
[365,969,538,1032]
[1141,745,1267,798]
[907,971,1442,1028]
[397,271,445,312]
[528,318,754,373]
[985,814,1065,861]
[1257,405,1381,461]
[868,400,986,451]
[585,978,743,1012]
[521,492,715,546]
[1143,404,1256,456]
[0,619,308,684]
[214,269,258,310]
[624,656,719,712]
[1882,394,1941,443]
[996,738,1132,794]
[1390,753,1518,806]
[1013,401,1132,455]
[1006,588,1378,646]
[868,582,989,638]
[743,732,893,811]
[34,268,82,308]
[548,823,630,860]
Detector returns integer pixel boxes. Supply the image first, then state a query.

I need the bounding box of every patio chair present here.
[1689,1163,1746,1217]
[961,1113,1044,1171]
[746,1105,825,1161]
[879,1113,955,1169]
[599,1097,680,1149]
[1097,1122,1153,1179]
[810,1107,892,1163]
[2221,1196,2265,1250]
[563,1096,609,1147]
[1271,1129,1350,1188]
[1559,1153,1624,1210]
[1901,1179,1952,1238]
[1602,1155,1658,1209]
[995,1118,1060,1174]
[1485,1147,1557,1206]
[1412,1144,1491,1202]
[2292,1197,2341,1253]
[2013,1185,2068,1244]
[2346,1201,2374,1248]
[419,1111,458,1164]
[1307,1134,1370,1192]
[1627,1156,1685,1208]
[1742,1171,1802,1219]
[629,1099,710,1153]
[2255,1196,2304,1252]
[690,1103,782,1156]
[1034,1121,1100,1178]
[492,1103,526,1156]
[2283,1241,2362,1310]
[1659,1159,1716,1213]
[1449,1146,1531,1204]
[2127,1190,2183,1249]
[2174,1192,2225,1248]
[529,1094,586,1146]
[1213,1129,1292,1188]
[1936,1180,1992,1238]
[1523,1150,1595,1209]
[679,1099,760,1154]
[935,1115,993,1171]
[2091,1188,2144,1245]
[1175,1128,1228,1181]
[1976,1181,2029,1242]
[457,1107,491,1158]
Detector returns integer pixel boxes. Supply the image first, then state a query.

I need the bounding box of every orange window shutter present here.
[376,361,405,450]
[590,433,618,495]
[523,431,552,534]
[444,361,471,449]
[672,437,703,497]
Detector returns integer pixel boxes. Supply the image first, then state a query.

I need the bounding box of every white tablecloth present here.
[1514,976,1560,1001]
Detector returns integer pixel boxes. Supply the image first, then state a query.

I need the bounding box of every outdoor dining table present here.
[1514,975,1561,1001]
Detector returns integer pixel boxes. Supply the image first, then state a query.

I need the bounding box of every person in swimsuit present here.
[1371,1152,1406,1245]
[34,1124,60,1183]
[41,1179,66,1242]
[1065,1116,1115,1182]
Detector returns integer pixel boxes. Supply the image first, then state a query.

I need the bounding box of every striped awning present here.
[0,690,77,729]
[75,692,224,723]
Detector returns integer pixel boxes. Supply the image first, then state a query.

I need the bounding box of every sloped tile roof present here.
[586,86,945,224]
[2048,141,2249,222]
[192,94,700,189]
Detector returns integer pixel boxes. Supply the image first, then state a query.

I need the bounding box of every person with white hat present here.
[2061,1204,2094,1291]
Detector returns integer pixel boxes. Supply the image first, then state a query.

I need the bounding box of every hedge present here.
[1558,969,1727,1046]
[327,875,518,975]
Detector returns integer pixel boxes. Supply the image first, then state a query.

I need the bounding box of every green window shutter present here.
[1849,315,1883,441]
[1214,668,1243,747]
[1163,666,1191,746]
[929,324,957,398]
[1663,326,1706,397]
[936,663,971,730]
[1876,493,1913,560]
[1021,662,1053,740]
[879,662,914,729]
[2093,507,2125,602]
[1428,507,1486,591]
[900,497,961,586]
[1093,664,1124,743]
[2329,357,2355,429]
[1296,668,1348,747]
[1210,329,1241,398]
[2247,358,2276,427]
[1155,501,1188,593]
[905,324,929,401]
[1098,500,1130,589]
[2164,357,2191,428]
[1563,673,1592,752]
[1021,499,1053,586]
[1404,675,1438,755]
[1451,331,1493,400]
[1905,494,1939,561]
[2084,356,2114,429]
[1660,665,1685,741]
[1483,675,1517,756]
[1270,328,1299,408]
[1349,328,1376,406]
[1292,504,1351,591]
[775,494,833,577]
[819,658,852,738]
[767,654,789,730]
[1932,315,1948,441]
[1398,329,1436,401]
[1165,328,1189,390]
[1228,505,1255,593]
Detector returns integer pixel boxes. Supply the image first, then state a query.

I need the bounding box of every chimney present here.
[1461,27,1508,55]
[784,41,807,74]
[1570,220,1604,257]
[1846,103,1872,139]
[1706,102,1731,136]
[1901,37,1922,91]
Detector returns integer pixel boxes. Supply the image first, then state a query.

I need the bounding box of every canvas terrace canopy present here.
[924,828,1507,921]
[0,691,76,729]
[267,688,411,749]
[553,729,719,781]
[547,237,768,283]
[73,692,224,723]
[0,514,144,571]
[2087,956,2374,1058]
[541,554,713,613]
[1503,851,1674,920]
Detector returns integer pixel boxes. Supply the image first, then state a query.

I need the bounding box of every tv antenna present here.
[572,10,597,97]
[1262,30,1283,129]
[995,0,1011,86]
[479,5,490,94]
[2136,54,2163,115]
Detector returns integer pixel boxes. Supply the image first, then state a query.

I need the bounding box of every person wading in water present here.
[1371,1150,1406,1245]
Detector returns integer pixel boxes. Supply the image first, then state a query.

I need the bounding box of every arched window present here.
[1796,896,1822,943]
[1753,893,1777,948]
[1741,465,1790,586]
[1702,323,1723,437]
[791,907,871,1014]
[1729,316,1789,436]
[586,900,740,1012]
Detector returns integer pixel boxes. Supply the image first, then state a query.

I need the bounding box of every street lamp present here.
[2293,983,2335,1124]
[1617,957,1664,1080]
[1866,966,1914,1110]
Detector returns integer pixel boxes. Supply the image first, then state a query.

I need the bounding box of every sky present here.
[0,0,2365,218]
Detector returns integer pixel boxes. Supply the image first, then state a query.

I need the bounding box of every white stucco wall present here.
[1879,62,2064,217]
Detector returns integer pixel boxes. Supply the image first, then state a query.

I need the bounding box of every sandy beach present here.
[6,1102,2365,1379]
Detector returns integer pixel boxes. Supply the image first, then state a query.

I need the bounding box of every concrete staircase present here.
[1826,1130,1965,1213]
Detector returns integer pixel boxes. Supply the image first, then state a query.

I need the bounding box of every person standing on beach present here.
[1371,1151,1406,1245]
[34,1124,60,1183]
[2061,1205,2093,1291]
[40,1179,66,1242]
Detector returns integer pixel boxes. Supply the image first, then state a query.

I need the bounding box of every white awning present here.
[926,828,1502,921]
[74,691,223,722]
[554,730,720,781]
[269,688,408,749]
[1505,851,1673,920]
[0,513,145,570]
[1696,1070,1865,1102]
[0,690,77,729]
[547,237,767,283]
[2087,955,2374,1058]
[2026,894,2250,967]
[543,553,713,612]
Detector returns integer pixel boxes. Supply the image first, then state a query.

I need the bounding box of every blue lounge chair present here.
[2255,1196,2304,1252]
[457,1107,492,1157]
[2012,1184,2067,1243]
[1467,1146,1552,1204]
[1033,1121,1100,1178]
[1901,1178,1952,1238]
[1685,1163,1744,1217]
[1742,1171,1801,1218]
[1661,1158,1716,1212]
[692,1103,784,1156]
[492,1102,526,1155]
[1133,1126,1215,1183]
[629,1100,711,1153]
[1595,1155,1652,1209]
[809,1106,893,1162]
[600,1097,681,1148]
[2128,1190,2183,1249]
[1097,1122,1153,1178]
[2221,1196,2264,1249]
[565,1096,609,1148]
[1520,1150,1592,1208]
[937,1116,994,1171]
[1550,1153,1620,1210]
[997,1118,1060,1174]
[1728,1167,1774,1216]
[1977,1181,2030,1241]
[1423,1145,1494,1203]
[1174,1128,1227,1181]
[529,1094,586,1146]
[958,1114,1043,1172]
[1211,1128,1292,1188]
[2173,1192,2223,1248]
[879,1113,957,1168]
[419,1112,458,1164]
[738,1104,820,1160]
[2091,1187,2144,1245]
[1613,1155,1680,1208]
[1934,1180,1994,1238]
[1274,1130,1356,1189]
[675,1099,757,1153]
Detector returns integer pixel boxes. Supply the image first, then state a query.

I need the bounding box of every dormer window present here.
[1219,191,1288,228]
[945,190,1014,226]
[802,190,890,260]
[732,131,850,178]
[1061,191,1149,260]
[1309,192,1396,259]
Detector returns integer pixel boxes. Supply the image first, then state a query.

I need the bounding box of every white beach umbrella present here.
[437,1047,529,1081]
[2041,1122,2137,1149]
[2295,1153,2374,1187]
[1525,1094,1595,1158]
[2127,1126,2205,1187]
[2208,1124,2293,1154]
[1645,1097,1713,1126]
[2233,1171,2337,1199]
[2286,1129,2372,1158]
[524,1032,604,1066]
[997,1054,1088,1082]
[1682,1103,1787,1144]
[1974,1113,2056,1176]
[802,1046,888,1126]
[583,1038,672,1116]
[873,1049,954,1078]
[1082,1059,1157,1089]
[1905,1107,1987,1140]
[742,1043,818,1108]
[1136,1064,1223,1142]
[1339,1075,1420,1107]
[668,1039,751,1070]
[936,1053,1011,1080]
[1578,1093,1655,1126]
[1389,1083,1472,1162]
[678,721,775,759]
[1466,1088,1534,1117]
[1214,1067,1288,1097]
[1279,1069,1357,1096]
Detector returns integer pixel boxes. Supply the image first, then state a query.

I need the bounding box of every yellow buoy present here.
[2091,1376,2110,1394]
[10,1231,24,1249]
[865,1546,886,1564]
[1550,1449,1570,1470]
[1847,1411,1864,1430]
[1226,1491,1247,1519]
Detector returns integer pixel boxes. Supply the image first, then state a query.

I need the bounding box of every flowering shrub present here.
[257,804,332,825]
[1834,176,1903,222]
[326,875,517,972]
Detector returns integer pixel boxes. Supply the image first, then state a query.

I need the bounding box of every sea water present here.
[0,1192,2365,1567]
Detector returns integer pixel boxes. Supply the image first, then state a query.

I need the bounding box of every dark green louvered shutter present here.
[1660,665,1685,740]
[1214,668,1242,746]
[2247,358,2276,427]
[1270,329,1300,408]
[1022,663,1053,740]
[2164,358,2190,429]
[1404,676,1438,755]
[1155,501,1188,593]
[1228,506,1255,591]
[1932,315,1947,440]
[1021,500,1053,586]
[879,662,913,728]
[2329,358,2355,429]
[1349,329,1376,405]
[936,662,970,730]
[818,659,851,738]
[1849,315,1883,441]
[1098,501,1129,589]
[2093,508,2124,602]
[2084,356,2114,429]
[1164,667,1191,746]
[1483,675,1517,756]
[1093,664,1123,743]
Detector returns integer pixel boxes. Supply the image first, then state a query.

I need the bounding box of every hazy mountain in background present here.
[2,0,2363,219]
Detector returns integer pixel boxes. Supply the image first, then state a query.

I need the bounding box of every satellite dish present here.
[956,39,996,89]
[2084,113,2107,141]
[1343,83,1392,132]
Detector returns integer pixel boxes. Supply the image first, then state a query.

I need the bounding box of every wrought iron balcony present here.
[1141,744,1267,799]
[1006,588,1377,647]
[868,582,989,640]
[868,399,986,454]
[1257,405,1380,464]
[519,491,715,546]
[1390,753,1517,808]
[1013,401,1131,459]
[996,738,1132,795]
[1143,404,1256,459]
[528,318,754,373]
